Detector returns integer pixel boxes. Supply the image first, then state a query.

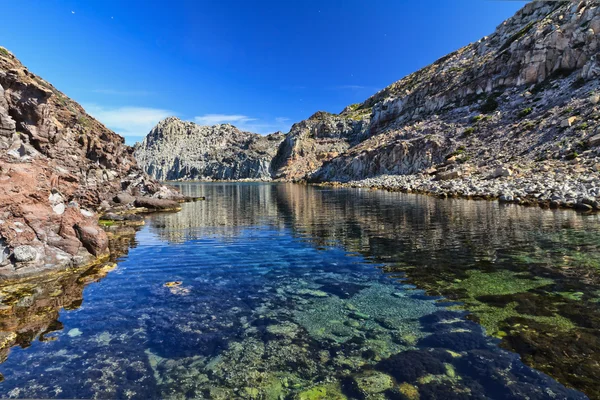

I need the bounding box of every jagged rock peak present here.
[135,118,285,181]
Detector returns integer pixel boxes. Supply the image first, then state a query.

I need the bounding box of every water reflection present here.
[164,183,600,397]
[0,183,595,399]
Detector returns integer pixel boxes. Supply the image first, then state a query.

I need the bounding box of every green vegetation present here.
[575,122,588,131]
[463,127,475,136]
[77,115,91,128]
[523,121,536,131]
[449,146,466,158]
[452,270,552,298]
[98,220,115,227]
[0,47,9,57]
[472,115,484,123]
[55,94,68,107]
[447,270,577,337]
[297,383,346,400]
[518,107,533,118]
[566,151,579,160]
[499,21,535,52]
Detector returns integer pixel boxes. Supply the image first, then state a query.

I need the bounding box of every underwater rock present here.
[296,382,347,400]
[266,321,301,339]
[397,382,420,400]
[67,328,82,337]
[417,331,490,352]
[376,350,447,383]
[349,370,394,396]
[296,289,329,298]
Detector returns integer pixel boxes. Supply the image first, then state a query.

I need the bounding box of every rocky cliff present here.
[135,117,284,181]
[0,47,181,279]
[138,0,600,203]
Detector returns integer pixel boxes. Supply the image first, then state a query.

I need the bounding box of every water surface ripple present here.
[0,183,598,399]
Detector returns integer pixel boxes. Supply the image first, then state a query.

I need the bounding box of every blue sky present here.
[1,0,525,144]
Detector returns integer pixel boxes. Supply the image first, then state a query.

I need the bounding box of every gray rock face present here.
[137,1,600,189]
[13,245,37,263]
[134,118,285,181]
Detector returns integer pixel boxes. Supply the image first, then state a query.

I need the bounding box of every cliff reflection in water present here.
[162,182,600,397]
[0,183,597,398]
[0,225,139,376]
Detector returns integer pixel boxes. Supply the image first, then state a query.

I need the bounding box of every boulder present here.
[491,167,513,178]
[134,197,180,211]
[436,170,462,181]
[74,224,109,257]
[114,192,135,205]
[587,133,600,147]
[13,245,37,263]
[561,117,578,128]
[351,371,394,396]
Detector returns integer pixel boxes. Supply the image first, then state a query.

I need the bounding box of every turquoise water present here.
[0,183,596,399]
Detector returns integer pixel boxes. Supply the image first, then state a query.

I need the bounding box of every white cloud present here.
[194,114,257,126]
[194,114,291,134]
[84,104,174,139]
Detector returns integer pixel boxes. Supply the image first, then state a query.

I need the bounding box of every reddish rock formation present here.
[0,47,182,279]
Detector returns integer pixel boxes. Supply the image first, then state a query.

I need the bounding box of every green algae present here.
[442,270,580,338]
[451,270,553,298]
[352,371,394,395]
[398,383,420,400]
[293,283,435,348]
[296,382,347,400]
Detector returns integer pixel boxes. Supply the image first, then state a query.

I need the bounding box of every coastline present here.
[314,160,600,213]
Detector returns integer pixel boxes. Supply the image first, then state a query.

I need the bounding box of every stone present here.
[575,202,593,212]
[561,117,578,128]
[134,197,181,211]
[74,224,109,257]
[587,134,600,147]
[351,371,394,395]
[114,192,135,205]
[491,167,512,178]
[13,245,37,263]
[436,170,462,181]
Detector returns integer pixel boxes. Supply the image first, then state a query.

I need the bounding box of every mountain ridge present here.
[136,0,600,209]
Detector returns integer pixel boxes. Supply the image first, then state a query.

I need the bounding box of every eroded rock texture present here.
[135,117,285,181]
[138,1,600,186]
[0,48,180,279]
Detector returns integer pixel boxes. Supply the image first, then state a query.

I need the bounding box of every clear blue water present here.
[0,183,597,399]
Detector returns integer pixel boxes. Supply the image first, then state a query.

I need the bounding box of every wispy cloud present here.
[93,89,155,96]
[194,114,291,134]
[84,104,174,139]
[194,114,257,125]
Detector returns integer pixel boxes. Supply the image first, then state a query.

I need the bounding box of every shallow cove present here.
[0,182,598,399]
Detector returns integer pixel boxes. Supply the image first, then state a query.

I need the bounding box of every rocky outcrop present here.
[0,47,181,279]
[270,111,366,180]
[134,117,285,181]
[138,1,600,193]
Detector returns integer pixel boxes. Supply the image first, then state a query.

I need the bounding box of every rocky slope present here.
[138,1,600,209]
[135,117,284,181]
[0,47,182,279]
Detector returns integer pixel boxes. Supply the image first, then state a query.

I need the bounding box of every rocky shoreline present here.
[318,159,600,212]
